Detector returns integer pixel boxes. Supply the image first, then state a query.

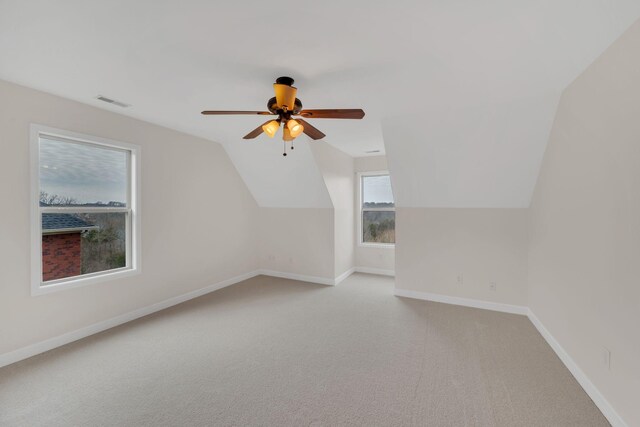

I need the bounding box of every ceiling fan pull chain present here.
[291,139,294,150]
[283,140,287,156]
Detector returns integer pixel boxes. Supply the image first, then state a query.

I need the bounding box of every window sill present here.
[358,243,395,249]
[32,267,140,296]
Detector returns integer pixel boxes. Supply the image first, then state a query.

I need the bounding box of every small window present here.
[360,173,395,245]
[31,125,140,295]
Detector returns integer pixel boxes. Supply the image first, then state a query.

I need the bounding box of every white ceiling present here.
[1,1,639,207]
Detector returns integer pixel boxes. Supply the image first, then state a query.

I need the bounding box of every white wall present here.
[354,156,395,273]
[311,142,355,277]
[258,208,334,280]
[257,142,356,282]
[395,208,528,306]
[528,20,640,426]
[354,155,388,172]
[0,80,259,355]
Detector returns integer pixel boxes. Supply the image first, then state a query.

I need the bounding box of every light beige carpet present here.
[0,273,607,426]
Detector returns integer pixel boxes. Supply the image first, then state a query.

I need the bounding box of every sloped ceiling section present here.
[0,1,639,208]
[225,139,332,208]
[383,95,560,208]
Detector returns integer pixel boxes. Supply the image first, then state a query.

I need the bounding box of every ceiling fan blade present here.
[201,111,274,115]
[297,119,326,140]
[243,120,275,139]
[297,109,365,119]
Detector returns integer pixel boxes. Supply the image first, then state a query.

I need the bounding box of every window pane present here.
[39,137,128,207]
[42,212,127,283]
[362,175,394,208]
[362,211,395,244]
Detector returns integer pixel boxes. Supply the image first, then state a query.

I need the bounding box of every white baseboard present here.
[0,270,260,369]
[527,310,627,427]
[393,288,528,315]
[258,269,335,286]
[258,267,389,286]
[354,267,395,277]
[334,268,356,285]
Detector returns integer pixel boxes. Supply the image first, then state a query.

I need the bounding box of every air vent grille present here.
[96,95,130,108]
[365,150,381,154]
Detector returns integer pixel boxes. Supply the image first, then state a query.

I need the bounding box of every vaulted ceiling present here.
[1,1,639,207]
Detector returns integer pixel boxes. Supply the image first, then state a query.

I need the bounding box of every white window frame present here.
[358,171,395,248]
[30,124,141,296]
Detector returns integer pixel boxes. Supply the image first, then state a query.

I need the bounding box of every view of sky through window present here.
[363,175,394,205]
[39,138,127,205]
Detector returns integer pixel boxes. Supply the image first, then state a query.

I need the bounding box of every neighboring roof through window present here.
[42,213,98,235]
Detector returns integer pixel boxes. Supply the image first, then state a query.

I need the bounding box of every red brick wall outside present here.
[42,233,82,282]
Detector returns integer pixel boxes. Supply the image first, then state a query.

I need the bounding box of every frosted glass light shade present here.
[262,120,280,138]
[287,119,304,137]
[283,127,295,141]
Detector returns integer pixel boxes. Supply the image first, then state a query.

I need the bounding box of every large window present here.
[360,173,395,245]
[30,125,140,295]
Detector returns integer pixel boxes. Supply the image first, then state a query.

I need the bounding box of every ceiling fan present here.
[201,77,365,156]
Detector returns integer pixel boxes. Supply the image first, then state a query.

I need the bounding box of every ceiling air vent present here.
[365,150,381,154]
[96,95,130,108]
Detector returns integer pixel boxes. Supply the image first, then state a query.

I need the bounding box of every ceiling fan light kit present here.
[201,77,365,156]
[286,119,304,137]
[262,120,280,138]
[283,127,294,142]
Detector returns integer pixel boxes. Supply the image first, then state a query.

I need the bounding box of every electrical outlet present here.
[602,347,611,371]
[457,273,463,285]
[489,282,497,291]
